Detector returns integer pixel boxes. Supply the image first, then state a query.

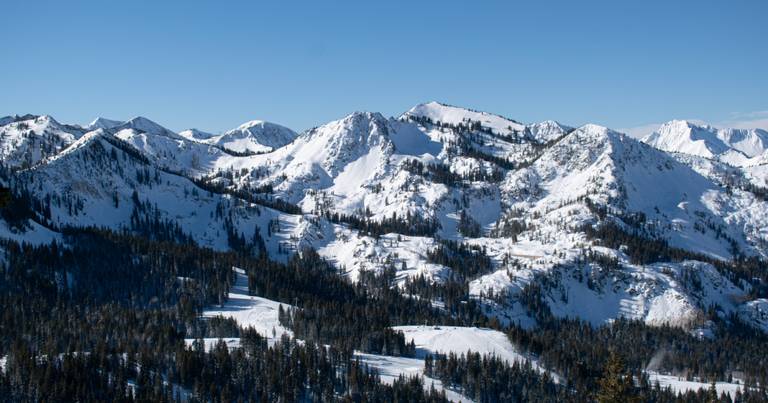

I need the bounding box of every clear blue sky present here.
[2,0,766,134]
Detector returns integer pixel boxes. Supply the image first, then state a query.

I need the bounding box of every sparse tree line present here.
[402,158,505,185]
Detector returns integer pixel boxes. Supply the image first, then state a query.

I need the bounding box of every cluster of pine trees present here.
[425,351,567,402]
[427,240,493,281]
[401,159,504,185]
[323,210,440,237]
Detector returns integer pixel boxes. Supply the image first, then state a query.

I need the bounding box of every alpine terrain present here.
[1,102,767,401]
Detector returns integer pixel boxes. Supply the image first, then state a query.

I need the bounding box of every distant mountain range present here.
[1,101,767,335]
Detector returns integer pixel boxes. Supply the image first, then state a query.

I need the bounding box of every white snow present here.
[179,128,216,141]
[643,119,768,166]
[201,268,293,345]
[404,101,525,135]
[88,117,123,130]
[184,338,242,351]
[646,372,746,397]
[0,114,84,168]
[316,229,450,283]
[355,352,473,402]
[739,299,768,333]
[115,116,184,140]
[0,219,61,246]
[392,325,547,373]
[208,120,296,153]
[357,325,554,402]
[3,103,768,336]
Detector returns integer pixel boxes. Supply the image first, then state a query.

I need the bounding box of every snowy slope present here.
[526,120,572,143]
[643,120,768,167]
[646,372,746,397]
[219,111,449,227]
[87,117,123,130]
[201,268,293,345]
[0,114,85,168]
[403,101,571,144]
[0,218,61,246]
[461,124,768,329]
[356,325,554,402]
[107,116,235,176]
[179,128,216,141]
[404,101,525,136]
[316,230,450,283]
[206,120,297,154]
[354,353,472,402]
[113,125,232,176]
[739,299,768,333]
[512,123,768,259]
[392,325,545,371]
[114,116,185,140]
[11,130,308,257]
[467,233,752,329]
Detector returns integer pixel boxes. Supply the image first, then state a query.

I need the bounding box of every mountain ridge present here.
[1,103,767,336]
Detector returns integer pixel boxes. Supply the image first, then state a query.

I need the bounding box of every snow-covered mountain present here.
[0,114,85,168]
[642,119,768,166]
[179,128,216,141]
[115,116,186,140]
[207,120,297,154]
[469,122,768,328]
[405,101,525,134]
[178,121,297,154]
[87,117,123,131]
[2,103,767,336]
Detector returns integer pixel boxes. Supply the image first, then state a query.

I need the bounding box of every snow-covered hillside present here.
[207,120,297,154]
[643,119,768,167]
[405,101,525,135]
[199,268,294,346]
[7,128,312,257]
[1,103,768,339]
[0,114,85,168]
[87,117,123,131]
[178,120,297,155]
[356,325,553,402]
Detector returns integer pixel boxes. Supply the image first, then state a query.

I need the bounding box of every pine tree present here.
[596,351,638,403]
[707,380,719,403]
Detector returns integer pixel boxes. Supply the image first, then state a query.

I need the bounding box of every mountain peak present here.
[179,128,216,141]
[641,119,768,162]
[0,114,40,126]
[314,111,389,137]
[88,117,123,130]
[341,110,387,123]
[213,119,297,153]
[115,116,181,139]
[403,101,525,134]
[46,129,109,164]
[234,119,267,130]
[575,123,619,139]
[527,120,572,143]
